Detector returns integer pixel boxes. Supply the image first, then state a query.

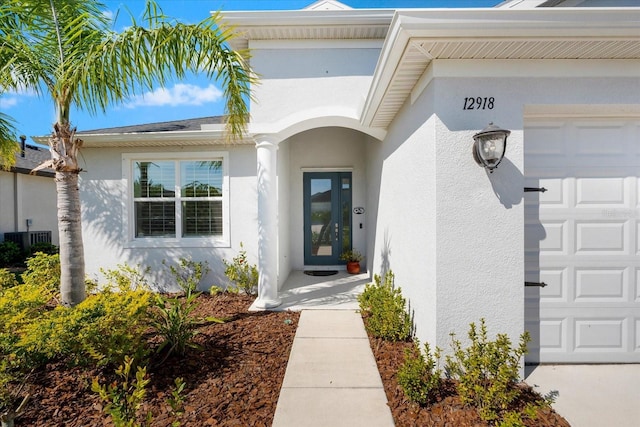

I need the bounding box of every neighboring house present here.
[0,137,58,249]
[71,0,640,364]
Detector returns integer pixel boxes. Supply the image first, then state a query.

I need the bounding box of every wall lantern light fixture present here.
[472,122,511,173]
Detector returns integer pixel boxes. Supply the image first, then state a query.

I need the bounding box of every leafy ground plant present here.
[223,243,258,295]
[445,318,533,425]
[0,361,30,427]
[92,356,150,427]
[151,259,223,363]
[398,340,442,405]
[358,271,411,341]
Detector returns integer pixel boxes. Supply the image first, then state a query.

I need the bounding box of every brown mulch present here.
[368,336,572,427]
[19,293,300,427]
[17,293,570,426]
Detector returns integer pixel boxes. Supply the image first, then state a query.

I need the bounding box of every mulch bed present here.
[368,336,571,427]
[16,293,570,426]
[19,293,300,427]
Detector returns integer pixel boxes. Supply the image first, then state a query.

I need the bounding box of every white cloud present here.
[125,84,223,108]
[0,97,18,109]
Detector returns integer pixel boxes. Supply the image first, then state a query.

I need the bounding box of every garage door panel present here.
[574,318,627,351]
[525,118,640,363]
[575,221,627,254]
[540,268,566,300]
[534,220,569,253]
[576,177,627,206]
[574,123,627,157]
[539,319,566,350]
[575,268,627,302]
[525,124,566,156]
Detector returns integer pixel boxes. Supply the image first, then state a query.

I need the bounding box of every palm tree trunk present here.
[50,123,86,307]
[56,170,86,306]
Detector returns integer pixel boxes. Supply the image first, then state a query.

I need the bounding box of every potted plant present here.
[340,249,363,274]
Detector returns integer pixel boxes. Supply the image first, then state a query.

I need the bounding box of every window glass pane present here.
[310,178,332,257]
[341,176,352,252]
[134,161,175,198]
[181,161,223,197]
[135,201,176,237]
[182,201,222,237]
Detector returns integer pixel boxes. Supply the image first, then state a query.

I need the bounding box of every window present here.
[124,153,229,247]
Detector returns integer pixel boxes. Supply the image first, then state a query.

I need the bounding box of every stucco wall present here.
[367,82,439,345]
[370,59,640,352]
[79,145,258,291]
[249,42,380,127]
[286,127,369,270]
[0,172,58,246]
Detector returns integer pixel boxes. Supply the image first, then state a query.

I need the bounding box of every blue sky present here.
[2,0,499,143]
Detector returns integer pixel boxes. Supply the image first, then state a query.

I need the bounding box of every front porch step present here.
[250,270,370,311]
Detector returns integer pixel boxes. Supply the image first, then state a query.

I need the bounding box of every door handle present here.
[334,223,339,241]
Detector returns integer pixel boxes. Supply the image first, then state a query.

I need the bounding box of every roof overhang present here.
[33,128,255,148]
[362,8,640,128]
[221,8,394,51]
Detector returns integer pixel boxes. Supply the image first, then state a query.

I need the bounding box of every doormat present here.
[304,270,338,277]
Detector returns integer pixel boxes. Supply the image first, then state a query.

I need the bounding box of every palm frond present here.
[0,112,19,170]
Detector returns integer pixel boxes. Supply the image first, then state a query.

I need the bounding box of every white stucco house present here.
[72,0,640,364]
[0,138,58,249]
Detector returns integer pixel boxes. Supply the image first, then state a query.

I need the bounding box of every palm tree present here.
[0,0,253,306]
[0,113,19,170]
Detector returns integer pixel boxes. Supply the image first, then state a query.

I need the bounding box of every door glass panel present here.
[341,177,352,253]
[310,178,333,257]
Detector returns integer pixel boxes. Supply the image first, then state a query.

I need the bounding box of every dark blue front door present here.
[303,172,352,265]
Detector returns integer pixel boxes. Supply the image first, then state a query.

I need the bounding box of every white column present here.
[254,135,281,309]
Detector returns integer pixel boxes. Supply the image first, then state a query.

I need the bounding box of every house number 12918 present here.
[463,97,494,110]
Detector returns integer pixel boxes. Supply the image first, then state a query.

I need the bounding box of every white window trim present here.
[122,151,230,248]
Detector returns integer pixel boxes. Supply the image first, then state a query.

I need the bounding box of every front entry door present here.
[303,172,352,265]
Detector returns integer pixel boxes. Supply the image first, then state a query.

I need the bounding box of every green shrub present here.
[0,241,21,267]
[152,258,222,362]
[0,269,18,289]
[164,258,208,294]
[93,358,188,427]
[168,377,186,426]
[445,318,531,424]
[222,243,258,295]
[21,252,60,295]
[398,341,442,405]
[17,288,151,367]
[358,271,411,341]
[92,355,150,427]
[150,292,201,360]
[27,243,58,257]
[100,263,150,292]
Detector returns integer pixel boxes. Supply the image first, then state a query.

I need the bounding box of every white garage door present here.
[525,117,640,363]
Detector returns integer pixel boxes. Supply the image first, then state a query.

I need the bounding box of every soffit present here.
[364,8,640,128]
[221,9,394,51]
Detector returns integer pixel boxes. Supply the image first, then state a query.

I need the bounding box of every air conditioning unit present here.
[3,231,52,251]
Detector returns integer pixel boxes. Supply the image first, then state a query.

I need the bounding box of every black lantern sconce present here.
[472,122,511,173]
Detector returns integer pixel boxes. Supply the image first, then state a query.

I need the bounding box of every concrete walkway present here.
[525,364,640,427]
[272,310,395,427]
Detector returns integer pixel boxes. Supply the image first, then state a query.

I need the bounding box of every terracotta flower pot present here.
[346,261,360,274]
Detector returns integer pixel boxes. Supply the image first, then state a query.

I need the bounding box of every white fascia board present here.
[249,39,384,49]
[385,8,640,38]
[42,130,254,148]
[220,8,394,28]
[360,12,410,128]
